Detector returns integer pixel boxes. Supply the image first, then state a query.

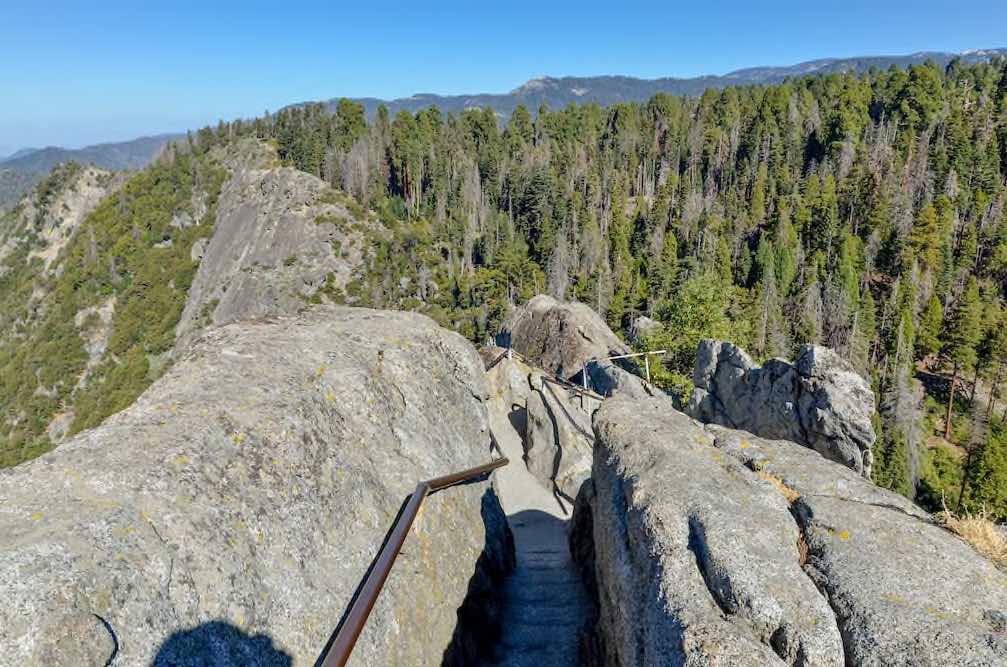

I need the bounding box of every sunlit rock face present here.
[0,306,511,666]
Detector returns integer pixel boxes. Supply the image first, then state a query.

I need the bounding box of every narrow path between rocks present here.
[486,402,591,667]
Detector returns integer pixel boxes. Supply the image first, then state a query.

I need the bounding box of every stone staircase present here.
[485,395,592,667]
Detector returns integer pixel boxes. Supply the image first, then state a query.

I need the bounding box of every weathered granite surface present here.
[708,425,1007,666]
[0,306,510,666]
[499,295,629,380]
[483,347,599,503]
[573,395,1007,666]
[175,147,376,350]
[525,376,595,501]
[687,340,876,477]
[578,396,842,666]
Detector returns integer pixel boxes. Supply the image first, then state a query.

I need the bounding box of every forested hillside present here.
[302,48,1007,120]
[216,59,1007,518]
[5,58,1007,521]
[0,143,226,466]
[0,134,180,210]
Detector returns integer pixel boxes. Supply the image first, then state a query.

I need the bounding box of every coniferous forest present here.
[8,59,1007,519]
[224,59,1007,517]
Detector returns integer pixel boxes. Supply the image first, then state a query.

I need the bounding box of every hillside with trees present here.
[233,59,1007,518]
[4,59,1007,522]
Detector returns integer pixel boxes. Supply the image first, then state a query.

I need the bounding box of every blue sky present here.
[2,0,1006,151]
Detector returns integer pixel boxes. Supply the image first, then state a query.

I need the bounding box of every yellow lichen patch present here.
[757,470,800,503]
[29,511,44,521]
[113,524,136,539]
[172,454,191,466]
[837,530,850,541]
[315,364,327,378]
[739,440,751,449]
[325,388,337,403]
[231,431,246,446]
[881,593,909,605]
[925,606,950,619]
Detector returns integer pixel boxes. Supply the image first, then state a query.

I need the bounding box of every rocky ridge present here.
[574,393,1007,666]
[0,306,511,666]
[0,137,382,467]
[687,339,876,477]
[175,145,379,350]
[0,164,118,271]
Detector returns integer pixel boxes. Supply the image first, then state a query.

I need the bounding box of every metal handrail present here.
[486,347,605,401]
[317,456,509,667]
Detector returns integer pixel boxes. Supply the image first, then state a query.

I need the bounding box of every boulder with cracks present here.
[687,340,876,477]
[0,307,511,666]
[498,294,629,380]
[574,395,1007,666]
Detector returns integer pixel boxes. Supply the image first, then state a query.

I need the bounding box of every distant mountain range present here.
[0,133,181,174]
[0,133,181,209]
[4,47,1006,211]
[307,48,1007,118]
[0,147,42,162]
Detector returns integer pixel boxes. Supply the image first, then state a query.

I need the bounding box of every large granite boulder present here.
[574,395,1007,666]
[687,340,876,477]
[498,294,630,381]
[524,376,595,501]
[587,359,655,400]
[0,306,511,666]
[627,315,661,344]
[483,347,598,505]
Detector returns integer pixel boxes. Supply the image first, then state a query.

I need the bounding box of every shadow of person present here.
[152,620,292,667]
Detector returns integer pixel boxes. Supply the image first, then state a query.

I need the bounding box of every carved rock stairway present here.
[486,396,591,667]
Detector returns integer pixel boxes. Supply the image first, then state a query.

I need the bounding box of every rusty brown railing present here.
[316,456,509,667]
[486,347,605,402]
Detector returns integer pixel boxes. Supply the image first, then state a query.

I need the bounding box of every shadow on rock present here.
[152,621,292,667]
[442,487,516,666]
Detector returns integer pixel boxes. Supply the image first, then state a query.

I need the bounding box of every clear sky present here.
[2,0,1006,152]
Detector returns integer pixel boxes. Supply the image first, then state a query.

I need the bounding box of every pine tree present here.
[943,277,982,440]
[917,295,944,359]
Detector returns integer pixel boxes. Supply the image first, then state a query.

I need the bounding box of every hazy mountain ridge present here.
[5,47,1004,212]
[306,48,1007,118]
[0,133,182,210]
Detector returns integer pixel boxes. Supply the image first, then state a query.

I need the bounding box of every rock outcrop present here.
[525,375,595,501]
[574,395,1007,666]
[499,294,630,380]
[627,315,660,344]
[687,340,876,477]
[483,347,598,504]
[0,164,118,271]
[0,306,511,666]
[175,148,377,350]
